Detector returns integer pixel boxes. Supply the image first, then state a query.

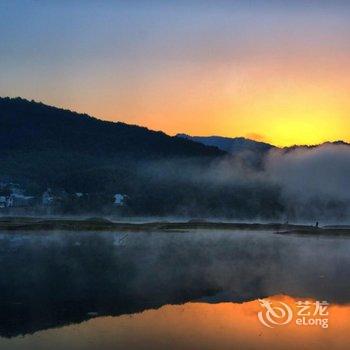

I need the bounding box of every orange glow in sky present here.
[68,56,349,147]
[1,1,350,146]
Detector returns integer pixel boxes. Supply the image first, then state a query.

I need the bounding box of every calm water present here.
[0,230,349,349]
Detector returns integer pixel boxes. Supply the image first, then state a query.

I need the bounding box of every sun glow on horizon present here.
[1,1,350,147]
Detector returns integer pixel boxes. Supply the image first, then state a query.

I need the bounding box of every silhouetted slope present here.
[0,98,228,214]
[0,97,224,158]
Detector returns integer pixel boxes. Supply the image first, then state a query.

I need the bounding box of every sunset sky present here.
[1,0,350,146]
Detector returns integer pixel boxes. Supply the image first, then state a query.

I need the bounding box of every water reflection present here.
[0,230,349,345]
[1,297,350,350]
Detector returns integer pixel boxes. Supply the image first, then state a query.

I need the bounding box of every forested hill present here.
[0,97,223,158]
[0,98,227,207]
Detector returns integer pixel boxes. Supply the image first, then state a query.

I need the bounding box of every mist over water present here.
[265,144,350,221]
[0,229,349,338]
[141,143,350,222]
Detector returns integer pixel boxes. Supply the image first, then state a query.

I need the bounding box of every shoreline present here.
[0,217,350,235]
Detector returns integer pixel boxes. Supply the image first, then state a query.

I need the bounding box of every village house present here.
[0,196,9,208]
[0,182,35,208]
[0,193,34,208]
[114,193,127,206]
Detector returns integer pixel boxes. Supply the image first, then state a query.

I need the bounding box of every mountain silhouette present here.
[176,134,274,155]
[0,97,223,158]
[0,97,227,215]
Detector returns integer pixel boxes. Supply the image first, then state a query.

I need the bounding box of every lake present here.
[0,230,349,349]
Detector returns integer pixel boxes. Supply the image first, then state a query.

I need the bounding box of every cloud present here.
[264,144,350,221]
[266,144,350,201]
[137,143,350,221]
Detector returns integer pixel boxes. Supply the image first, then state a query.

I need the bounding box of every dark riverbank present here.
[0,216,350,235]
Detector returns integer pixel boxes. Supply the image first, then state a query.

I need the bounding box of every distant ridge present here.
[176,133,350,154]
[284,140,350,152]
[176,133,274,155]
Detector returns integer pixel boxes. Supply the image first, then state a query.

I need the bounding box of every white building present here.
[0,196,7,209]
[114,194,126,206]
[0,195,14,208]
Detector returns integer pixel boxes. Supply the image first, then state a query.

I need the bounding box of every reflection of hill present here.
[0,230,350,337]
